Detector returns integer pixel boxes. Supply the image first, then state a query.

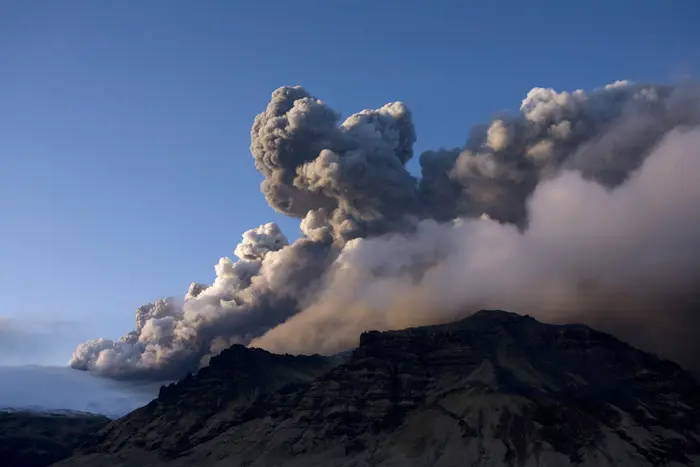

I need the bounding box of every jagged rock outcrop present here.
[56,310,700,467]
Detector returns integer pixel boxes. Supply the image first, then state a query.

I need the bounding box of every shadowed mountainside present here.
[56,310,700,467]
[77,344,341,458]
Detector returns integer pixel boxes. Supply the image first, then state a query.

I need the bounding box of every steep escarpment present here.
[57,310,700,467]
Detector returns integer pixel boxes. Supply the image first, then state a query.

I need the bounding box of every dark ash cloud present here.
[70,80,700,379]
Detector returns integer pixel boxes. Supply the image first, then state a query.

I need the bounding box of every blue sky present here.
[1,0,698,364]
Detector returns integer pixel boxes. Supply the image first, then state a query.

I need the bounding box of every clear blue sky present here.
[1,0,698,364]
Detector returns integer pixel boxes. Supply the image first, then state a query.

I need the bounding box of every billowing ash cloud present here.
[251,86,419,242]
[72,80,700,379]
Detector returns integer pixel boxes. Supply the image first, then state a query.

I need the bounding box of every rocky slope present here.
[70,344,340,459]
[56,310,700,466]
[0,410,109,467]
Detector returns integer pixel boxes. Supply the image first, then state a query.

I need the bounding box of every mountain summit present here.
[56,310,700,467]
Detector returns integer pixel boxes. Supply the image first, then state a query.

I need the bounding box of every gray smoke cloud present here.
[71,80,700,379]
[251,86,419,242]
[252,125,700,375]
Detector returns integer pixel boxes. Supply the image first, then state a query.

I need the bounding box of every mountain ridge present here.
[55,310,700,467]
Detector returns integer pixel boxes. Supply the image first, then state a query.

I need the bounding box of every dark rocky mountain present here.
[55,310,700,466]
[67,344,340,459]
[0,410,109,467]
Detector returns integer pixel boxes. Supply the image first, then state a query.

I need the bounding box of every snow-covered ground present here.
[0,365,164,418]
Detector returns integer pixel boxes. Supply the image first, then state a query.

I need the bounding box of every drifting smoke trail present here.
[71,80,700,380]
[253,126,700,372]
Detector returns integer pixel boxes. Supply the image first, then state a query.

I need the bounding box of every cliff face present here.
[56,310,700,467]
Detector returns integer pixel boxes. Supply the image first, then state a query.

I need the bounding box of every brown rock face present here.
[57,310,700,467]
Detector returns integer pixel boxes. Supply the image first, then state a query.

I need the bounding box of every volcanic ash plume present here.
[71,81,700,380]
